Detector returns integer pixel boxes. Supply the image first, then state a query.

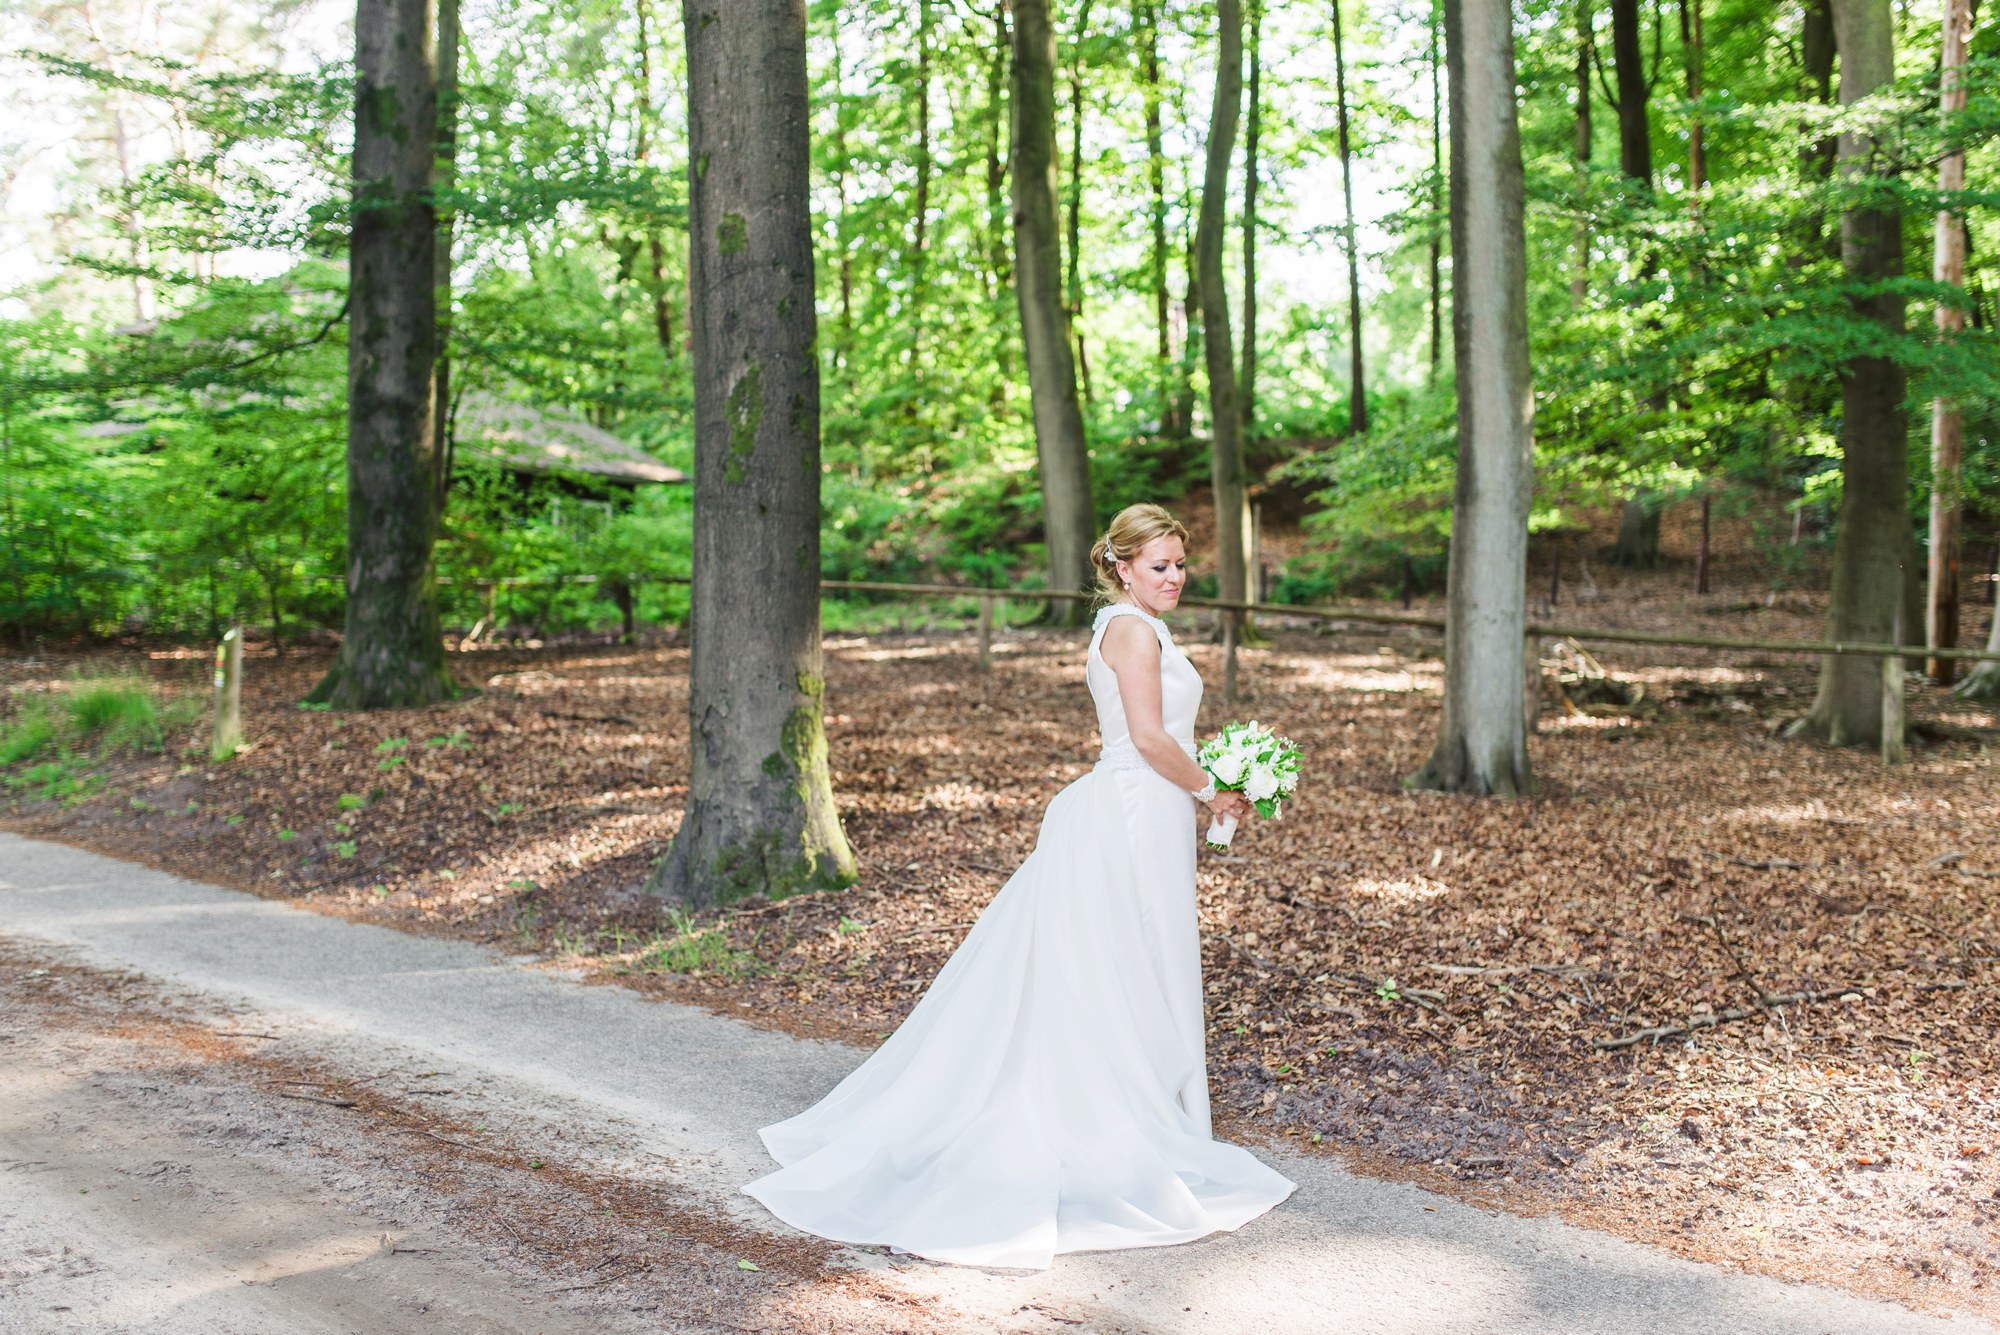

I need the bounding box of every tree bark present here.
[433,0,459,512]
[1197,0,1253,633]
[1928,0,1974,684]
[1607,0,1652,188]
[1064,0,1094,405]
[1613,494,1661,567]
[1571,0,1590,309]
[985,1,1013,304]
[1241,0,1261,437]
[1138,0,1181,436]
[1798,0,1838,256]
[635,0,677,368]
[648,0,856,907]
[309,0,457,710]
[1331,0,1366,433]
[912,0,933,364]
[1409,0,1536,798]
[1796,0,1908,747]
[1011,0,1096,619]
[1678,0,1705,191]
[1431,0,1445,377]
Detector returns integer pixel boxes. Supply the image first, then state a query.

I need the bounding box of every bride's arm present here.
[1099,619,1251,818]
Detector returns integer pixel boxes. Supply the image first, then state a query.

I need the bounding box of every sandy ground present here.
[3,832,1993,1335]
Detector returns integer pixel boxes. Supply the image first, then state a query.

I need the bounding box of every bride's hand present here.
[1205,791,1253,822]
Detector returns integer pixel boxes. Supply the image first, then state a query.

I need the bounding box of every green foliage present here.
[3,0,1998,641]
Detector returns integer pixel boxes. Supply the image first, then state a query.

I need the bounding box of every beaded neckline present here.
[1092,602,1169,633]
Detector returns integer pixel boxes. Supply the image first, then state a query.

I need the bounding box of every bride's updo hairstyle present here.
[1090,503,1190,601]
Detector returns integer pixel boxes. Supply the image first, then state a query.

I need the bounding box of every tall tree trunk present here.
[635,0,677,369]
[1608,0,1652,188]
[649,0,856,907]
[432,0,459,513]
[985,1,1013,303]
[1241,0,1261,436]
[1678,0,1705,191]
[1571,0,1590,308]
[1331,0,1366,434]
[912,0,933,365]
[1796,0,1908,747]
[1604,0,1661,569]
[1139,0,1180,436]
[1011,0,1096,620]
[1928,0,1974,683]
[1409,0,1536,798]
[309,0,456,709]
[1430,0,1445,378]
[1064,0,1094,405]
[1799,0,1838,255]
[1197,0,1251,636]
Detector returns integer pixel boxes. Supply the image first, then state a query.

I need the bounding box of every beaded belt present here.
[1094,738,1197,774]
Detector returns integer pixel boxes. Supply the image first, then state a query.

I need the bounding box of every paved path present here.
[0,832,1988,1335]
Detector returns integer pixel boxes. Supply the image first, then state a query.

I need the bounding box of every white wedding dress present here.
[743,602,1295,1269]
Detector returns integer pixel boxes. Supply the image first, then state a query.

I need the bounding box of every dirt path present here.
[3,832,1989,1335]
[0,939,947,1334]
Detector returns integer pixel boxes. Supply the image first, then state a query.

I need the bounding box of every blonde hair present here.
[1089,503,1190,601]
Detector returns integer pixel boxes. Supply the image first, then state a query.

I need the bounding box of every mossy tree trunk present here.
[648,0,856,909]
[1612,494,1661,567]
[1011,0,1096,624]
[1196,0,1253,633]
[1796,0,1908,748]
[308,0,457,710]
[1408,0,1536,798]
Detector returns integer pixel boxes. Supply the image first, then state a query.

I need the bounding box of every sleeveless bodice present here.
[1087,603,1203,773]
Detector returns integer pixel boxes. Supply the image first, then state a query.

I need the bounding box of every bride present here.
[744,503,1296,1270]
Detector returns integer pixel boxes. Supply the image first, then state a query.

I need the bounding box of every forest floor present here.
[3,567,1999,1321]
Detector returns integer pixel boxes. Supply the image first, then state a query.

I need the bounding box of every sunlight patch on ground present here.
[1712,799,1832,827]
[1539,714,1643,733]
[919,782,1001,812]
[1350,874,1452,902]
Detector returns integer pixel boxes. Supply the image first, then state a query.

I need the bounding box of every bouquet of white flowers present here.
[1196,720,1302,847]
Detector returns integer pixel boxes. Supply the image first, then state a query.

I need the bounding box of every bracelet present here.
[1191,777,1218,804]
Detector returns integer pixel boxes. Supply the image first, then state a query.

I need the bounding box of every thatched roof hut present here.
[453,390,686,488]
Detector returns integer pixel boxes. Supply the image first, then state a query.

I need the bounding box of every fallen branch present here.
[1705,851,1808,871]
[1592,986,1864,1051]
[397,1126,479,1151]
[277,1090,357,1108]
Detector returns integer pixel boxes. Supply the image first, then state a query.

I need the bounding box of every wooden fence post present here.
[1695,495,1712,594]
[1524,632,1542,734]
[1223,610,1240,703]
[1882,608,1906,765]
[977,593,994,671]
[211,626,243,761]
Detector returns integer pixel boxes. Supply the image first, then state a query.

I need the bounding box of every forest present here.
[4,0,2000,1318]
[3,0,1995,660]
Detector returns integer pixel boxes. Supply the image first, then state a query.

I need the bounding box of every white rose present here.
[1244,769,1279,802]
[1209,752,1247,786]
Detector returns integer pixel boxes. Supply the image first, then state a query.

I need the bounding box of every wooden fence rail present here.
[452,572,2000,667]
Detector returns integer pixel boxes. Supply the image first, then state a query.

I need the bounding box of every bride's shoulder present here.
[1092,603,1169,658]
